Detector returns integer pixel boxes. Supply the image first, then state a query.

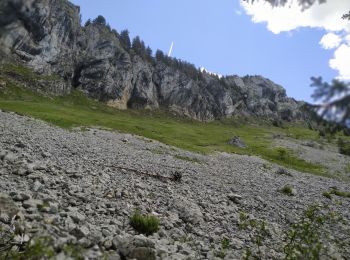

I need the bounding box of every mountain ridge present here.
[0,0,307,121]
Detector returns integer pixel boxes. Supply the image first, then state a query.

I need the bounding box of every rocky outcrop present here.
[0,0,307,121]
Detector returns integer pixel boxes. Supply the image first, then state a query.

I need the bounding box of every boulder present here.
[228,136,246,148]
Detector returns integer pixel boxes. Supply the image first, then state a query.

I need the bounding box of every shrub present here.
[343,128,350,136]
[239,211,269,259]
[283,205,338,260]
[276,147,288,161]
[322,192,332,199]
[337,138,350,156]
[280,185,294,196]
[1,236,56,260]
[130,211,159,236]
[221,237,230,250]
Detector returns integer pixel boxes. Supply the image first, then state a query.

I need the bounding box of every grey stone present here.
[71,226,90,239]
[3,152,18,163]
[173,198,203,225]
[228,136,246,148]
[113,235,156,260]
[227,193,243,204]
[69,211,86,223]
[12,193,31,202]
[22,199,44,209]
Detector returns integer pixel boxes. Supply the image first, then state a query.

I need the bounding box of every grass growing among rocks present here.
[329,188,350,198]
[280,185,295,196]
[130,211,160,236]
[0,64,339,177]
[283,205,339,260]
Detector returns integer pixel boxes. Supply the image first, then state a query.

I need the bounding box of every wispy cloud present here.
[235,9,242,16]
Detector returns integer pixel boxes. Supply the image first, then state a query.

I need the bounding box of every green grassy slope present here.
[0,64,334,177]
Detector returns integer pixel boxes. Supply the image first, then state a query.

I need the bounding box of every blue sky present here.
[70,0,348,103]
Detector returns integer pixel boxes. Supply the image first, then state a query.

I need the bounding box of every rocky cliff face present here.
[0,0,306,121]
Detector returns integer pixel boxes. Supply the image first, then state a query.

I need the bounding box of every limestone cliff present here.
[0,0,306,121]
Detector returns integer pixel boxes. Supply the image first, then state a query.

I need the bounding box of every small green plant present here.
[345,164,350,173]
[243,249,253,260]
[262,163,272,170]
[3,237,55,260]
[214,237,230,259]
[338,138,350,156]
[0,232,86,260]
[214,249,226,259]
[239,211,250,230]
[239,211,270,259]
[130,210,160,236]
[280,185,295,196]
[62,244,85,259]
[329,188,350,198]
[221,237,230,250]
[322,192,332,199]
[178,235,193,244]
[276,147,288,161]
[37,201,50,211]
[283,205,338,260]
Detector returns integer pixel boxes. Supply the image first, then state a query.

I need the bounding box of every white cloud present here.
[319,33,342,49]
[329,44,350,80]
[346,34,350,44]
[241,0,350,34]
[241,0,350,80]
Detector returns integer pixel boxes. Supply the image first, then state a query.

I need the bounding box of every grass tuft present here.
[322,192,332,200]
[280,185,295,196]
[330,188,350,198]
[130,211,160,236]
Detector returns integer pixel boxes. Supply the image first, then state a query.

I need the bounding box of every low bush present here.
[322,192,332,199]
[239,211,269,259]
[338,138,350,156]
[276,147,288,161]
[130,211,160,236]
[280,185,295,196]
[283,205,338,260]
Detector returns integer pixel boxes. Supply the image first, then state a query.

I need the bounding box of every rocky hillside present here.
[0,0,306,121]
[1,110,350,259]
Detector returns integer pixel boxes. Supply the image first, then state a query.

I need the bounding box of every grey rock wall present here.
[0,0,307,121]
